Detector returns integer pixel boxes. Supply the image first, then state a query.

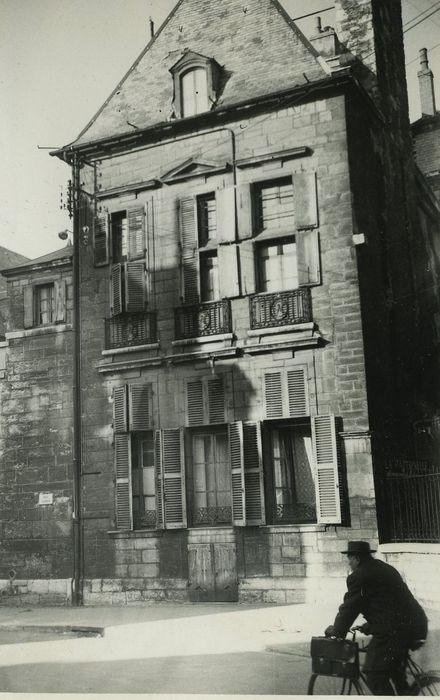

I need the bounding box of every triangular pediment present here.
[161,158,230,183]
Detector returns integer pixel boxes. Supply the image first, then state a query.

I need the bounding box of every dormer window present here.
[170,51,221,119]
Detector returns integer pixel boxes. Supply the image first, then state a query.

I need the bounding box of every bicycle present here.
[307,627,440,695]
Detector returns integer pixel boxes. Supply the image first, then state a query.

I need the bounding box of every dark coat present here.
[331,557,427,639]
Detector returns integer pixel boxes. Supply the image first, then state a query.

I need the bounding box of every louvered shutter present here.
[229,422,246,526]
[23,286,34,328]
[54,280,66,323]
[264,371,284,418]
[114,433,133,530]
[179,197,199,304]
[216,186,236,243]
[243,422,265,525]
[293,172,318,230]
[129,384,152,431]
[237,184,253,240]
[311,415,341,524]
[239,240,256,295]
[187,380,204,426]
[125,261,146,312]
[161,428,187,529]
[264,368,309,418]
[297,230,321,286]
[207,377,225,424]
[218,244,240,298]
[113,386,128,433]
[94,214,110,266]
[154,430,164,529]
[287,367,309,417]
[127,206,146,261]
[110,264,123,316]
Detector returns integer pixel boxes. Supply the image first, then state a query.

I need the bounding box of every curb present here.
[0,624,104,637]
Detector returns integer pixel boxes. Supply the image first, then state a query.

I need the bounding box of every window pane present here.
[131,431,155,529]
[181,68,208,117]
[112,213,128,262]
[35,284,54,326]
[191,430,231,525]
[197,194,217,247]
[257,179,294,230]
[200,252,219,301]
[257,239,297,292]
[194,67,208,114]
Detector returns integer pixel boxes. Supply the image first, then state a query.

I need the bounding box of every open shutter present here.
[187,380,204,426]
[218,244,240,298]
[154,430,164,529]
[216,186,236,243]
[54,280,66,323]
[114,433,132,530]
[113,385,128,433]
[23,286,34,328]
[239,240,256,295]
[161,428,186,529]
[127,206,146,261]
[293,172,318,230]
[125,261,146,312]
[94,214,110,266]
[264,371,284,418]
[179,197,199,304]
[236,184,253,240]
[207,376,225,424]
[297,230,321,286]
[243,422,265,525]
[110,264,123,316]
[311,415,341,524]
[129,384,152,431]
[287,367,309,417]
[229,422,246,526]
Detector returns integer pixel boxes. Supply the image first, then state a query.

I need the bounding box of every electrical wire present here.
[406,41,440,65]
[403,3,440,32]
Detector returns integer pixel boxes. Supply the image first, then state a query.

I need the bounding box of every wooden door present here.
[188,544,215,602]
[214,542,238,602]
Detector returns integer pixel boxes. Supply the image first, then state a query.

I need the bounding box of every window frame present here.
[170,52,221,120]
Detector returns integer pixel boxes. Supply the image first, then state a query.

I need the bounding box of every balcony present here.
[249,288,312,330]
[105,312,157,350]
[175,299,232,340]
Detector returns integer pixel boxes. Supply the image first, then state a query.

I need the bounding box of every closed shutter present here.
[207,377,225,424]
[218,244,239,298]
[129,384,152,431]
[127,206,146,261]
[243,422,265,525]
[179,197,199,304]
[293,172,318,230]
[229,422,245,526]
[23,286,34,328]
[287,367,309,417]
[236,184,253,240]
[239,240,256,295]
[161,428,187,529]
[54,280,66,323]
[113,385,128,433]
[186,377,226,426]
[110,264,123,316]
[114,433,133,530]
[187,380,204,426]
[125,261,146,312]
[94,214,110,266]
[264,368,309,418]
[311,415,341,524]
[264,372,284,418]
[297,230,321,286]
[154,430,164,529]
[216,186,236,243]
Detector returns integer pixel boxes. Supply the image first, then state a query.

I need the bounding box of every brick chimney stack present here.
[418,48,437,116]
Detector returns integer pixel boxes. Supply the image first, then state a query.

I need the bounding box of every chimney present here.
[418,48,436,117]
[309,16,339,59]
[149,17,155,40]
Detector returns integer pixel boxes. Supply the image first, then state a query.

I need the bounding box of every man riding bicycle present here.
[325,541,428,695]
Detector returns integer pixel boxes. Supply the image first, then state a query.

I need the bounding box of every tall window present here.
[257,238,298,292]
[131,431,156,529]
[34,283,55,326]
[111,211,128,262]
[255,178,294,232]
[189,429,232,526]
[181,68,209,117]
[200,252,219,302]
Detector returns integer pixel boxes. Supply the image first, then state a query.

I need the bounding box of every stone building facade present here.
[1,0,439,607]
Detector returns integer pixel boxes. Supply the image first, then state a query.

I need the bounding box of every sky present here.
[0,0,439,261]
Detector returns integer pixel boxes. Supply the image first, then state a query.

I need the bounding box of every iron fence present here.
[249,287,312,330]
[175,299,232,340]
[105,312,157,350]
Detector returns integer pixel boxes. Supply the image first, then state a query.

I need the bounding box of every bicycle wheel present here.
[412,671,440,696]
[307,673,364,695]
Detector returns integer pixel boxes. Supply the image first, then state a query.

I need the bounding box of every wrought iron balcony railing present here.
[175,299,232,340]
[249,288,312,330]
[105,312,157,350]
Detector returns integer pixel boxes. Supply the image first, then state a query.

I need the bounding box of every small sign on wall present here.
[38,493,53,506]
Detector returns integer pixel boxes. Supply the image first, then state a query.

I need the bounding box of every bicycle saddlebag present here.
[310,637,360,679]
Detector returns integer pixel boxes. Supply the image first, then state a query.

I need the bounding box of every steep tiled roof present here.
[71,0,325,147]
[0,246,29,294]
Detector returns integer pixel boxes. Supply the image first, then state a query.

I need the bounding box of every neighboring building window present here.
[257,238,298,292]
[132,431,156,529]
[189,428,232,526]
[254,178,294,233]
[24,279,69,330]
[111,211,128,263]
[34,283,55,326]
[181,68,209,117]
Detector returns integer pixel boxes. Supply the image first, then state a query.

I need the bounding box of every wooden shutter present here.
[236,184,253,240]
[287,367,309,417]
[297,230,321,286]
[293,172,318,230]
[161,428,187,529]
[243,422,265,525]
[23,286,34,328]
[125,261,146,312]
[114,433,132,530]
[127,206,146,261]
[179,197,199,304]
[264,368,309,418]
[110,264,123,316]
[94,214,110,266]
[207,377,225,424]
[218,244,239,298]
[264,371,284,418]
[311,415,341,524]
[187,377,226,426]
[187,380,204,426]
[216,186,236,243]
[129,384,152,431]
[113,385,128,433]
[154,430,164,529]
[54,280,66,323]
[239,240,256,295]
[229,422,246,526]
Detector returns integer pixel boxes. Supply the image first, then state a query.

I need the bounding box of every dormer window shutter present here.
[297,230,321,287]
[125,261,146,312]
[127,206,146,261]
[264,367,309,418]
[54,280,66,323]
[113,385,128,433]
[114,433,132,530]
[179,197,199,304]
[94,214,110,266]
[129,384,152,431]
[293,172,318,230]
[110,264,123,316]
[311,415,342,524]
[186,377,226,426]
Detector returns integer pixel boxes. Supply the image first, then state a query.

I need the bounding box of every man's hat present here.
[341,541,376,555]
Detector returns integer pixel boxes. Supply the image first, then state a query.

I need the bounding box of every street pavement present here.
[0,602,439,696]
